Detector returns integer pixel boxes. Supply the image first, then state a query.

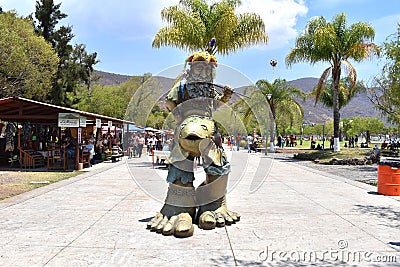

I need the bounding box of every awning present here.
[0,96,134,127]
[128,125,145,132]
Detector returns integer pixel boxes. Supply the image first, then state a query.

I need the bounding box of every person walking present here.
[236,134,241,151]
[137,134,145,157]
[246,134,253,153]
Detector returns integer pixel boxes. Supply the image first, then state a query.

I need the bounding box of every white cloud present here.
[237,0,308,49]
[58,0,179,40]
[2,0,307,46]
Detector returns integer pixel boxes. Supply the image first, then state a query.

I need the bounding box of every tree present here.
[286,13,379,151]
[152,0,268,55]
[146,104,170,129]
[234,78,305,139]
[71,77,142,119]
[34,0,67,42]
[34,0,98,106]
[309,79,365,110]
[257,79,305,135]
[366,24,400,125]
[342,117,384,140]
[0,11,58,100]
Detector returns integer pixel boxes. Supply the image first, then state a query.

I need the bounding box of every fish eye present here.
[201,125,208,131]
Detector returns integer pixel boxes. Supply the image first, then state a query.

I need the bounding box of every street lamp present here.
[266,93,273,155]
[322,121,325,151]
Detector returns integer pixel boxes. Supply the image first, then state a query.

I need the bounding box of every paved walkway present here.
[0,149,399,266]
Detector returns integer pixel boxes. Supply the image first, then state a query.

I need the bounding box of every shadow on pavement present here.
[139,217,153,223]
[353,204,400,228]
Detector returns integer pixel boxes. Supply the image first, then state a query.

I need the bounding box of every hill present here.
[287,78,381,123]
[93,70,381,123]
[93,70,132,85]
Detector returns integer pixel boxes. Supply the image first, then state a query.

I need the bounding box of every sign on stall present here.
[108,121,112,128]
[78,128,82,144]
[96,119,101,128]
[58,113,80,127]
[79,116,87,127]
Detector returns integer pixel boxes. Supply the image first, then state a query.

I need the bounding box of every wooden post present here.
[75,141,79,170]
[18,126,22,167]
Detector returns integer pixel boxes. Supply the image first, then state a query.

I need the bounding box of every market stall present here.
[0,96,135,170]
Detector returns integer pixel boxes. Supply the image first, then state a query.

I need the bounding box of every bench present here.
[108,146,124,162]
[111,153,123,162]
[256,147,266,153]
[80,152,91,168]
[151,150,171,168]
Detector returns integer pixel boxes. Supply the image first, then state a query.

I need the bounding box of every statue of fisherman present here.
[147,40,240,238]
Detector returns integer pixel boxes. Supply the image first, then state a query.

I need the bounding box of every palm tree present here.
[309,79,365,110]
[235,78,305,142]
[152,0,268,55]
[285,13,379,151]
[257,79,305,136]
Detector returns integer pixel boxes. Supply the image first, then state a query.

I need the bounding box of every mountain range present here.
[93,70,381,124]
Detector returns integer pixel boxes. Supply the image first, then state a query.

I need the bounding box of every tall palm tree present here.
[257,79,305,137]
[285,13,379,151]
[235,78,305,141]
[152,0,268,55]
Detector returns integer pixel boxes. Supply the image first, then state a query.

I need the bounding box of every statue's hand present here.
[222,85,234,95]
[219,85,234,104]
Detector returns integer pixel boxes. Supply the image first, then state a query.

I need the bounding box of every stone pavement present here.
[0,149,399,266]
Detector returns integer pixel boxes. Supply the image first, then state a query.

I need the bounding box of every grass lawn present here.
[279,139,383,163]
[292,148,373,163]
[0,171,84,200]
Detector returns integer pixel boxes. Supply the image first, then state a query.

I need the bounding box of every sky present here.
[1,0,399,86]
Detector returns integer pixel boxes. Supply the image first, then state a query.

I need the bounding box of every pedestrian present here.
[246,134,253,153]
[137,134,145,157]
[85,139,95,167]
[329,135,334,150]
[236,134,241,151]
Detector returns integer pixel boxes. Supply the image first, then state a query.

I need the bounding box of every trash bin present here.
[378,157,400,196]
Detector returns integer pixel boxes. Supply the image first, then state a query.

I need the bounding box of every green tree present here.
[146,104,170,129]
[366,24,400,125]
[286,13,379,151]
[342,117,384,140]
[34,0,66,42]
[152,0,268,54]
[0,11,58,100]
[234,78,305,139]
[309,79,365,110]
[71,77,142,119]
[34,0,98,106]
[260,79,305,137]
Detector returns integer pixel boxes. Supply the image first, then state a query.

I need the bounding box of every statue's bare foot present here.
[147,210,194,237]
[197,197,240,230]
[146,183,195,238]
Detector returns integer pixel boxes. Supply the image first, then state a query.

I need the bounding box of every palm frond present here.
[341,60,356,89]
[153,0,268,55]
[315,67,332,105]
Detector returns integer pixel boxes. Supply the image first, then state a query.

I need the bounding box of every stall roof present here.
[0,96,135,126]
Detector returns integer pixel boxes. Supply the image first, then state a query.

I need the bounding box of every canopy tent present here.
[128,125,145,132]
[144,126,160,132]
